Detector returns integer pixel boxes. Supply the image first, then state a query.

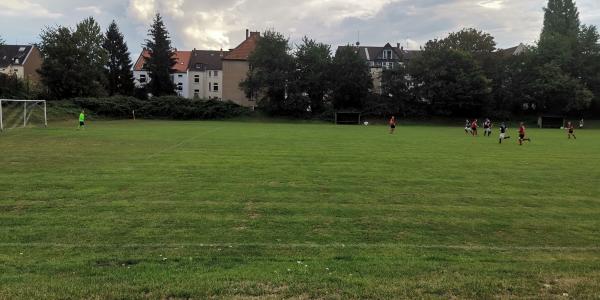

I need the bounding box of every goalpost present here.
[0,99,47,131]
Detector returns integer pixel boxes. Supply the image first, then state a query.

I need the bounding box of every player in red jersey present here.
[518,122,531,145]
[389,116,396,134]
[471,119,479,136]
[566,121,577,139]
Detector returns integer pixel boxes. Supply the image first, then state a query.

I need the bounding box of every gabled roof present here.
[337,44,421,61]
[223,32,260,61]
[499,43,526,56]
[0,45,33,68]
[133,49,192,73]
[189,50,229,71]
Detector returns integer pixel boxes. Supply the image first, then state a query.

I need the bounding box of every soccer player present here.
[566,121,577,139]
[471,119,479,136]
[464,119,472,135]
[518,122,531,145]
[579,118,584,129]
[389,116,396,134]
[483,118,492,137]
[78,110,86,129]
[498,122,510,144]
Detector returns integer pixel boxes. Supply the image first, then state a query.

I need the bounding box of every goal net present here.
[0,99,47,131]
[335,112,362,125]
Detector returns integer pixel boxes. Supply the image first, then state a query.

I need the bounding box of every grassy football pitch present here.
[1,120,600,299]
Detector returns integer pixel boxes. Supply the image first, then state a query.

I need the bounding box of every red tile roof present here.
[133,50,192,73]
[223,32,260,61]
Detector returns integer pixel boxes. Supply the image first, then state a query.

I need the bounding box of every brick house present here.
[0,45,43,85]
[222,30,260,108]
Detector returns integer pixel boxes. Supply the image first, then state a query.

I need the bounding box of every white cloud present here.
[0,0,62,18]
[128,0,156,22]
[478,0,504,10]
[76,6,102,15]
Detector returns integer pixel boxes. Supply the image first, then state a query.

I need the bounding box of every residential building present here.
[133,49,192,98]
[500,43,527,56]
[222,30,260,107]
[188,49,228,99]
[0,45,43,84]
[337,43,420,94]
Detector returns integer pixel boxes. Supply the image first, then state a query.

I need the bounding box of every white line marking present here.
[145,127,222,160]
[0,242,598,251]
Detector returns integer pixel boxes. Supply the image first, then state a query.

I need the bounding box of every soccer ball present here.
[363,122,369,126]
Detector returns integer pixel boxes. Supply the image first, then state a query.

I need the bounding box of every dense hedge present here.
[72,96,251,119]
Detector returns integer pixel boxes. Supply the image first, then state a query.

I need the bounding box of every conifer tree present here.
[103,21,135,96]
[144,14,176,96]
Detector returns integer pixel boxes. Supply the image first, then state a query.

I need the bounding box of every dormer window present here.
[383,50,393,59]
[18,47,26,52]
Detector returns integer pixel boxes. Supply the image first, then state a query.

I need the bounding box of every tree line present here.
[244,0,600,118]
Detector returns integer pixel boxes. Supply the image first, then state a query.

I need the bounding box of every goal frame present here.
[0,99,47,131]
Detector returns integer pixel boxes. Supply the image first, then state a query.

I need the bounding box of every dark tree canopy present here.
[241,30,301,115]
[144,14,176,97]
[330,46,373,110]
[38,17,108,99]
[103,21,135,96]
[295,37,332,114]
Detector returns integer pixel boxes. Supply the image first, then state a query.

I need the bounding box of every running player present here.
[471,119,479,136]
[464,119,472,135]
[518,122,531,145]
[483,118,492,137]
[389,116,396,134]
[566,121,577,139]
[499,122,510,144]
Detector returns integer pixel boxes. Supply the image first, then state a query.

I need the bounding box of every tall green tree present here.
[295,37,332,114]
[38,26,82,99]
[379,62,413,115]
[38,17,108,99]
[534,0,593,114]
[73,17,108,97]
[538,0,580,65]
[330,46,372,110]
[144,13,176,97]
[408,30,493,116]
[103,21,135,96]
[241,30,301,115]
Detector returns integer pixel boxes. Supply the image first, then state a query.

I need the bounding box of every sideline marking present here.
[1,242,599,252]
[145,127,222,160]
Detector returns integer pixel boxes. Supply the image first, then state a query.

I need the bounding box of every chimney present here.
[220,48,223,57]
[246,29,249,39]
[193,48,197,56]
[397,43,400,49]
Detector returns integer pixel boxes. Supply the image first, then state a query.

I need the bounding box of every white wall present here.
[173,72,189,98]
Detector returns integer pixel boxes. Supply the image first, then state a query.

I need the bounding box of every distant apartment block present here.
[222,30,260,108]
[133,49,226,99]
[337,43,420,94]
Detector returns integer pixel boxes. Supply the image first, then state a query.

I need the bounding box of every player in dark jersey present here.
[498,122,510,144]
[566,121,577,139]
[483,118,492,137]
[518,122,531,145]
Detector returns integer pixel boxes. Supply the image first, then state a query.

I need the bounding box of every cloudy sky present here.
[1,0,599,58]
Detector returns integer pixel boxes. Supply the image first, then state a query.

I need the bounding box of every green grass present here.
[1,120,600,299]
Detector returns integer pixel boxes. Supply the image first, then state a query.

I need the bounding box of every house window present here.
[213,70,219,77]
[213,83,219,92]
[177,82,183,91]
[194,89,200,97]
[178,74,183,78]
[139,74,146,83]
[383,50,393,59]
[194,75,200,83]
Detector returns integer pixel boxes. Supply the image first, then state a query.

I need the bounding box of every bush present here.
[72,96,250,120]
